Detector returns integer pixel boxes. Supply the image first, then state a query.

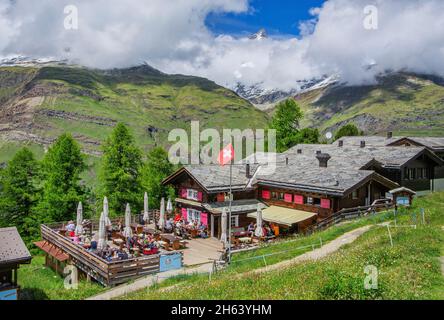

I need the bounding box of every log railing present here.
[306,202,394,234]
[40,209,180,286]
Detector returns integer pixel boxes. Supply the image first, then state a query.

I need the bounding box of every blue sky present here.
[206,0,326,37]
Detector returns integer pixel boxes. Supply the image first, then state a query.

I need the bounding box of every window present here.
[278,193,285,200]
[352,191,358,199]
[187,208,201,223]
[313,198,321,207]
[409,168,416,180]
[187,189,198,201]
[271,192,278,200]
[418,168,424,179]
[230,215,239,227]
[307,197,313,205]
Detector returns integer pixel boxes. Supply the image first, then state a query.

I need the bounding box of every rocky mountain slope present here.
[0,64,269,162]
[294,72,444,136]
[236,72,444,137]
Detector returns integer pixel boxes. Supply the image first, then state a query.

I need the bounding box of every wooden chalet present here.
[333,134,444,194]
[0,227,32,300]
[163,134,444,238]
[162,153,399,238]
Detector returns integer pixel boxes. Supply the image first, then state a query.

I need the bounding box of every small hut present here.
[0,227,32,300]
[389,187,416,207]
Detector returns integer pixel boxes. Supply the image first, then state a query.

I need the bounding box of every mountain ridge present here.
[0,63,269,162]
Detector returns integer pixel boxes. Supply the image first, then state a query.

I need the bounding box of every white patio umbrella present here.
[220,207,228,246]
[97,211,107,250]
[143,192,150,224]
[166,197,173,214]
[254,204,264,238]
[103,196,112,227]
[123,203,133,238]
[158,197,165,230]
[74,202,83,236]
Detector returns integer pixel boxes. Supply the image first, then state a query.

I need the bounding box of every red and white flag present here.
[218,143,234,166]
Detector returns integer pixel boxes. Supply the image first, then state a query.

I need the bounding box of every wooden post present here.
[387,225,393,247]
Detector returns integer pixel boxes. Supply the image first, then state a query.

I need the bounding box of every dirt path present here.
[87,263,214,300]
[249,225,373,275]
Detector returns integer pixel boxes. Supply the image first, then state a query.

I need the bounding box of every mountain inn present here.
[163,133,444,239]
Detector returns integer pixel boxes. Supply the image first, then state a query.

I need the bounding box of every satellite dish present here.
[325,132,333,140]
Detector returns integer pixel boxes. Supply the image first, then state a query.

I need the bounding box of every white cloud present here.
[1,0,444,90]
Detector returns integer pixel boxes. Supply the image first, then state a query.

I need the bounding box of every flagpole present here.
[228,159,232,264]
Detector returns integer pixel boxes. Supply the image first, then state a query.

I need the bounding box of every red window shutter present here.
[294,195,304,204]
[262,190,271,200]
[181,188,187,198]
[201,213,208,226]
[284,194,293,203]
[217,193,225,202]
[181,208,187,220]
[197,192,203,202]
[321,199,331,209]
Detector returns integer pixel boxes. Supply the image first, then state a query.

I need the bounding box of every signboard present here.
[0,288,18,300]
[159,253,182,272]
[396,196,410,206]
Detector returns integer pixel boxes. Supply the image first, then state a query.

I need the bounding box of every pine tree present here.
[37,134,86,223]
[0,148,40,244]
[100,123,143,215]
[141,147,175,209]
[334,123,363,141]
[269,98,304,152]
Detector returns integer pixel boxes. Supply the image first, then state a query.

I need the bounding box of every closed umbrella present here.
[166,197,173,214]
[255,204,264,238]
[220,207,228,246]
[103,196,112,227]
[123,203,133,238]
[143,192,150,224]
[75,202,83,236]
[158,197,165,230]
[97,211,107,250]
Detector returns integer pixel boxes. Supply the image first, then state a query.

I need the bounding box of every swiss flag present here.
[218,143,234,166]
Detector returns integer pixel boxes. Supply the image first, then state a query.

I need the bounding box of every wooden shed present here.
[0,227,32,300]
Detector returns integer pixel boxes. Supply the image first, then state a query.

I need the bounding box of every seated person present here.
[199,229,208,239]
[247,222,255,236]
[89,239,98,251]
[66,221,76,237]
[165,218,173,233]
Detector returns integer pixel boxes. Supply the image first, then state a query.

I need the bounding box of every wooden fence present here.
[40,209,181,287]
[306,202,394,234]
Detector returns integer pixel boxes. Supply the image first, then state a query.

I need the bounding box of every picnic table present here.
[233,230,249,238]
[161,234,184,251]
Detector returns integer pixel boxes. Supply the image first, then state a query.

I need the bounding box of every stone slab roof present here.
[0,227,32,266]
[185,164,259,192]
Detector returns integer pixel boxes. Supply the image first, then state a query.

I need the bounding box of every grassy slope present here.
[0,65,269,159]
[18,256,104,300]
[296,73,444,136]
[122,192,444,300]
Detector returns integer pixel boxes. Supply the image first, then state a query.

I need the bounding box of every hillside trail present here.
[92,223,380,299]
[247,224,376,276]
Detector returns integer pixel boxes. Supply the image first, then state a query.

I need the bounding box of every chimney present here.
[316,150,322,155]
[246,163,251,178]
[338,140,344,147]
[297,149,302,154]
[285,157,289,165]
[316,153,331,168]
[387,131,393,139]
[360,141,366,148]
